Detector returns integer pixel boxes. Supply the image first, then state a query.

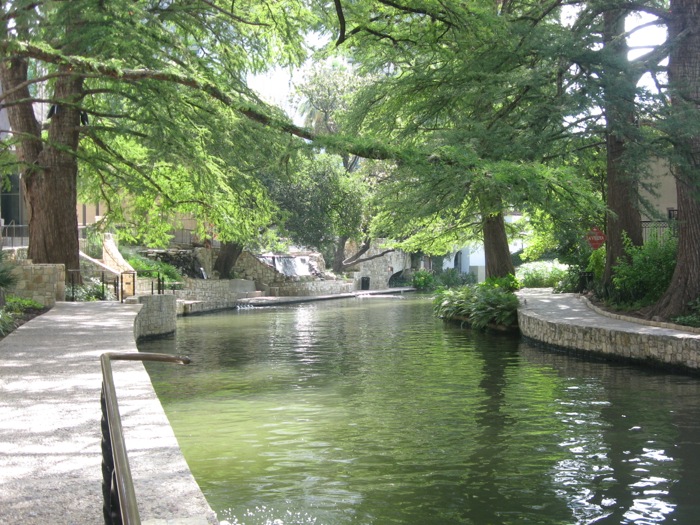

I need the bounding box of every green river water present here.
[139,295,700,525]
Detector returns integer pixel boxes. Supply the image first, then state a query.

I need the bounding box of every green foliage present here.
[0,310,15,336]
[483,274,521,292]
[433,277,520,330]
[586,247,606,281]
[124,253,183,283]
[553,248,604,293]
[263,152,369,254]
[516,260,568,288]
[609,233,677,308]
[3,296,44,314]
[435,268,477,288]
[554,267,586,294]
[0,250,18,293]
[411,270,437,291]
[67,277,116,302]
[672,298,700,328]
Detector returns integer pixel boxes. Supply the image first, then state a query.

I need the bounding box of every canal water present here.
[139,295,700,525]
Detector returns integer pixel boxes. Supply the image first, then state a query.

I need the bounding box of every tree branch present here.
[343,249,396,268]
[333,0,347,46]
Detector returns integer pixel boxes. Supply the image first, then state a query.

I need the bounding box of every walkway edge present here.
[517,289,700,372]
[0,302,219,525]
[579,294,700,334]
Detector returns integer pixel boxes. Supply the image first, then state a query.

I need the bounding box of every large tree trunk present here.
[602,8,643,288]
[649,0,700,320]
[1,58,82,278]
[213,242,243,278]
[483,212,515,279]
[29,71,83,275]
[332,235,350,274]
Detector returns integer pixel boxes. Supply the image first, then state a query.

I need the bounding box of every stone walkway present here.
[0,302,218,525]
[518,288,700,371]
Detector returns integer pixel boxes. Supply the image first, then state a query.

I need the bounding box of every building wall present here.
[352,249,411,290]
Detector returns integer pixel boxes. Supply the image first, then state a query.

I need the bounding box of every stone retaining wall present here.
[518,296,700,371]
[130,294,177,340]
[350,244,411,290]
[233,252,355,297]
[270,279,355,297]
[9,261,65,307]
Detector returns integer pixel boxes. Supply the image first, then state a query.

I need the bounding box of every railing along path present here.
[100,352,191,525]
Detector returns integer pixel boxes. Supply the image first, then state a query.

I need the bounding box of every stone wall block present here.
[519,301,700,372]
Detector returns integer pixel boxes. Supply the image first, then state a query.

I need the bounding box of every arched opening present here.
[388,269,409,287]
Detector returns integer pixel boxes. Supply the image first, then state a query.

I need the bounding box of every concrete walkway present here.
[0,302,218,525]
[518,287,700,337]
[518,288,700,370]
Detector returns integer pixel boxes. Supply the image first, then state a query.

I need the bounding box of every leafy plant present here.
[586,247,606,281]
[0,249,18,306]
[609,232,677,308]
[67,277,116,302]
[433,276,520,330]
[483,274,521,292]
[468,285,520,329]
[435,268,477,288]
[411,269,436,290]
[0,310,15,336]
[124,253,183,282]
[671,298,700,328]
[516,260,568,288]
[4,296,44,314]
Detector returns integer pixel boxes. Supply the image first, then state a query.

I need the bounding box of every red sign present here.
[586,226,606,250]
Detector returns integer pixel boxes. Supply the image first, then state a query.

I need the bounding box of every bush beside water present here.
[433,275,520,331]
[124,253,183,282]
[411,268,477,291]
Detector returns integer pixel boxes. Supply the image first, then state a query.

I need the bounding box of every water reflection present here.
[141,297,700,525]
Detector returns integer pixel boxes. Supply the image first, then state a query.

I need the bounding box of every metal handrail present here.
[100,352,191,525]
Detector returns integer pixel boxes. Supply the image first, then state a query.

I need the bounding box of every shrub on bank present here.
[122,251,184,283]
[411,269,436,290]
[672,298,700,328]
[516,260,568,288]
[433,276,520,330]
[412,268,478,291]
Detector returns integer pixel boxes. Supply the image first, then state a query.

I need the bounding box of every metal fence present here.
[641,220,678,243]
[1,223,29,248]
[100,352,191,525]
[66,270,137,302]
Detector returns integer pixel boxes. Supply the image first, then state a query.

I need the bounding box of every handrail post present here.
[100,352,191,525]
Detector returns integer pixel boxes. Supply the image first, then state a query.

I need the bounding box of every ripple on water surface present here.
[140,297,700,525]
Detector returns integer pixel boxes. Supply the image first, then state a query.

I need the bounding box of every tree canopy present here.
[3,0,700,318]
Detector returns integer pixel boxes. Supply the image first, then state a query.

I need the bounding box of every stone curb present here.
[579,294,700,334]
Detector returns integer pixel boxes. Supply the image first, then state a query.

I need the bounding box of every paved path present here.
[0,302,217,525]
[518,288,700,337]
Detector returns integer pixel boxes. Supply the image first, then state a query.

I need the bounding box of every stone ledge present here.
[518,296,700,372]
[580,295,700,334]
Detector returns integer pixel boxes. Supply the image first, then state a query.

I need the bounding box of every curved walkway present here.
[518,288,700,372]
[0,302,218,525]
